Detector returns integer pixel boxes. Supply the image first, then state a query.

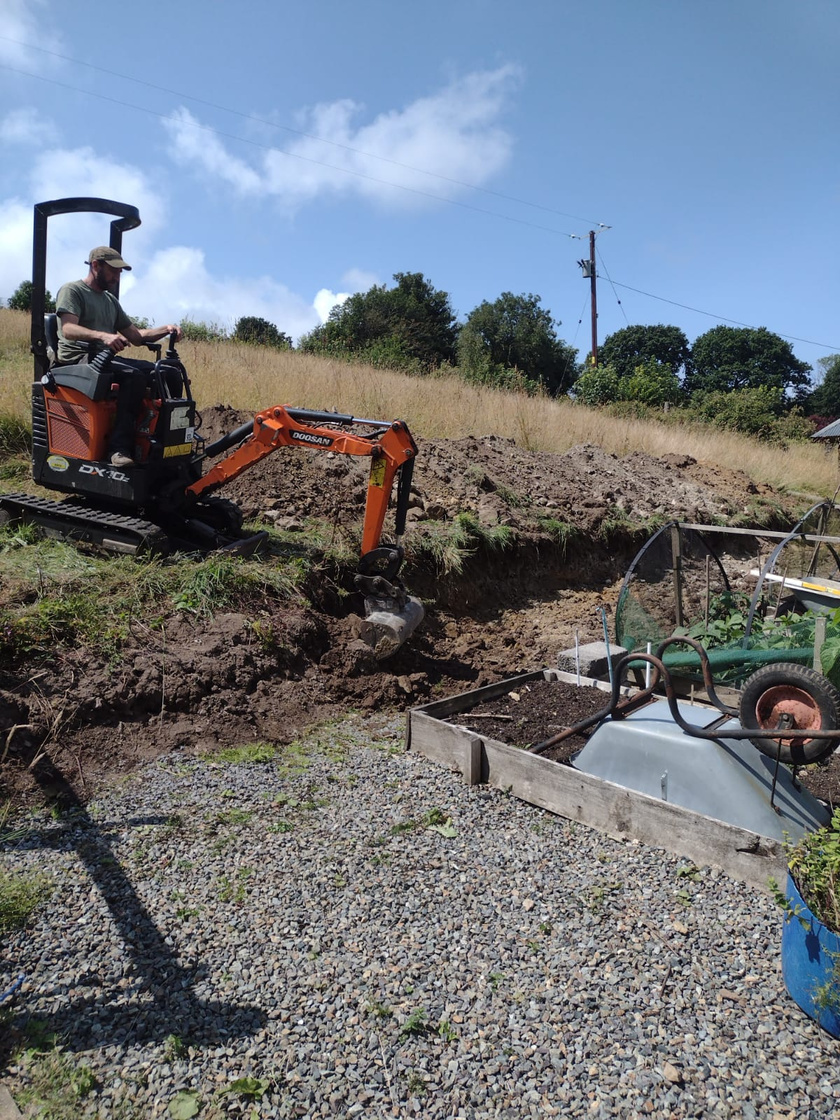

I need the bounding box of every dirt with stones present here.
[2,404,838,810]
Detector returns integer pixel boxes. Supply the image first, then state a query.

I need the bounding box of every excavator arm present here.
[186,405,424,657]
[187,405,418,557]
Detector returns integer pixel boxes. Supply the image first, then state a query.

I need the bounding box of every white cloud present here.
[163,108,264,195]
[0,107,58,146]
[0,0,60,66]
[130,247,319,342]
[162,65,521,210]
[314,288,350,323]
[0,143,171,300]
[0,139,338,342]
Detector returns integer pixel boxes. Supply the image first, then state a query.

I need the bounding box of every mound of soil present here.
[3,407,836,811]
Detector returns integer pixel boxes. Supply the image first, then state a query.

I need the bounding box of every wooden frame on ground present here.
[406,669,786,892]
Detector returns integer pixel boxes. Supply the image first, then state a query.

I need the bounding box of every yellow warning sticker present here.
[163,443,193,458]
[369,459,387,487]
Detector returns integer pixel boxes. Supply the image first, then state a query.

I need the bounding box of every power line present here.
[0,34,606,229]
[595,248,629,327]
[606,278,840,353]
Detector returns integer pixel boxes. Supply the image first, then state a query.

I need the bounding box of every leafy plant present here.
[399,1008,429,1038]
[785,807,840,934]
[169,1089,201,1118]
[221,1075,271,1100]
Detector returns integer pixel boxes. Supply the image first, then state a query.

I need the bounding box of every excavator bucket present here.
[355,593,426,659]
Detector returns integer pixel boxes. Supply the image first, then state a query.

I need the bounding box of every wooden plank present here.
[407,706,788,892]
[411,670,546,721]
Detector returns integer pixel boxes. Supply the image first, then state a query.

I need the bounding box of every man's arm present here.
[58,314,183,352]
[58,312,132,353]
[121,323,184,347]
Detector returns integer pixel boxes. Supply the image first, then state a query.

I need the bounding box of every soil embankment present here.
[0,410,815,805]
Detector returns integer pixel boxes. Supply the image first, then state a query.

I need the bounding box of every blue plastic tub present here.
[781,873,840,1038]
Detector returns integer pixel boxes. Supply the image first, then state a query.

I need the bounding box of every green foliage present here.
[233,316,292,349]
[807,354,840,418]
[411,511,514,575]
[168,1090,201,1118]
[787,807,840,933]
[214,742,277,764]
[180,317,229,342]
[0,868,52,932]
[221,1075,271,1101]
[0,536,303,666]
[621,360,684,406]
[686,384,799,440]
[8,280,55,313]
[457,292,577,396]
[300,272,458,371]
[537,517,579,556]
[599,324,691,381]
[686,325,811,398]
[0,412,32,456]
[399,1008,430,1038]
[572,362,620,405]
[16,1049,97,1117]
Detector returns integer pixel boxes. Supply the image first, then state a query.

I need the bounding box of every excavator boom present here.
[188,405,417,557]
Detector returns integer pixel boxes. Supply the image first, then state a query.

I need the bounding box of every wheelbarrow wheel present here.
[739,662,840,765]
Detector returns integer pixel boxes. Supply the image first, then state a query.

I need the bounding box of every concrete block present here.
[557,641,628,680]
[0,1085,23,1119]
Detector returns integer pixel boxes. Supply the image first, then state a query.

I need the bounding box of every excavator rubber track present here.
[0,493,169,555]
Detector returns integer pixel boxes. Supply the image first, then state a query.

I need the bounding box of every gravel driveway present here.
[2,713,838,1118]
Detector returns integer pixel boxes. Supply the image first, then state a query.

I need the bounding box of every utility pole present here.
[577,230,599,365]
[588,230,598,366]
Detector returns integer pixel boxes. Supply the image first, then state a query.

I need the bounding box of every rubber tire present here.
[739,662,840,765]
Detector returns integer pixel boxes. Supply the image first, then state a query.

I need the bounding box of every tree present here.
[233,316,291,349]
[8,280,55,313]
[573,362,620,405]
[688,385,792,440]
[685,326,811,399]
[457,292,578,396]
[621,360,684,406]
[807,354,840,418]
[599,324,690,381]
[300,272,457,371]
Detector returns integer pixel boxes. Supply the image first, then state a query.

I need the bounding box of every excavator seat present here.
[44,313,119,401]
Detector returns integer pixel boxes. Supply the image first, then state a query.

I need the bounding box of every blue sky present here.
[1,0,837,376]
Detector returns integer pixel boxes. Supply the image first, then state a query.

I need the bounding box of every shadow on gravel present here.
[2,754,265,1053]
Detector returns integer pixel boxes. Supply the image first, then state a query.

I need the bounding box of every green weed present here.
[214,741,277,764]
[399,1008,429,1038]
[0,868,52,932]
[537,517,579,555]
[15,1047,97,1118]
[163,1034,187,1061]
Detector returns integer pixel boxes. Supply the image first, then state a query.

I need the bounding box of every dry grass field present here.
[1,307,835,496]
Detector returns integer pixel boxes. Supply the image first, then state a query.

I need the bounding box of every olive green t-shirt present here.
[55,280,132,364]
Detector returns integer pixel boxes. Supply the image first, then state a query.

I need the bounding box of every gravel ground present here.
[1,713,838,1119]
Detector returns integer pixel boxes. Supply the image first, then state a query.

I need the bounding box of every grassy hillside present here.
[1,307,835,496]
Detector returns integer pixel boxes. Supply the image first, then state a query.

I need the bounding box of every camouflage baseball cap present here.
[87,246,132,270]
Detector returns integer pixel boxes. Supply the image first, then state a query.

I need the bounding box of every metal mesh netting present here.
[614,504,840,688]
[615,522,735,652]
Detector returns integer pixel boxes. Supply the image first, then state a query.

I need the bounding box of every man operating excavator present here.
[55,246,183,467]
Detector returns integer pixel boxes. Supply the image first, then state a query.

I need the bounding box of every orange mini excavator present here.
[0,197,424,654]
